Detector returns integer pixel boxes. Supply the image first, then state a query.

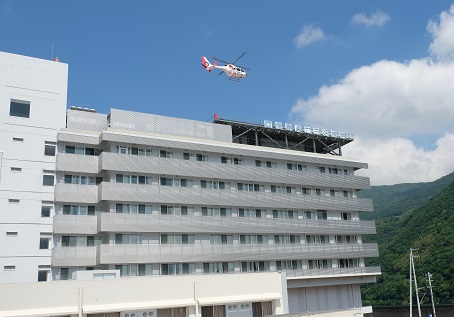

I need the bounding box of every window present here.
[241,261,269,272]
[44,141,56,156]
[338,258,359,268]
[202,207,231,217]
[10,100,30,118]
[221,156,243,165]
[8,199,19,204]
[38,270,50,282]
[308,259,332,269]
[203,262,234,273]
[4,265,16,271]
[66,145,102,156]
[238,183,265,192]
[276,260,302,271]
[64,174,102,185]
[42,171,55,186]
[12,137,24,142]
[274,235,300,244]
[161,263,195,275]
[115,234,141,244]
[329,167,339,174]
[41,203,53,217]
[210,235,233,244]
[161,234,194,245]
[160,177,192,187]
[184,152,208,161]
[6,232,18,237]
[116,203,152,214]
[256,160,276,168]
[63,204,100,215]
[272,210,297,219]
[239,208,264,218]
[271,185,295,194]
[306,235,328,244]
[39,234,51,249]
[240,235,267,244]
[341,212,352,220]
[317,166,326,173]
[287,163,306,171]
[115,145,151,156]
[160,150,174,158]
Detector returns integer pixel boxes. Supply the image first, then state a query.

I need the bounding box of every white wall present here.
[0,51,68,283]
[0,271,286,317]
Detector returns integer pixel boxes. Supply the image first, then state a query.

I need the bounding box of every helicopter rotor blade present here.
[236,65,251,70]
[232,52,246,64]
[213,57,230,64]
[218,71,224,75]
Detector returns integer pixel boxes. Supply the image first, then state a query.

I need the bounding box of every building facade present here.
[0,51,380,316]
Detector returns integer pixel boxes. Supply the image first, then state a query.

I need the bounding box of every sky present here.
[1,1,454,185]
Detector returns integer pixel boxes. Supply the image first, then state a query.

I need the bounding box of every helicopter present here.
[201,52,250,81]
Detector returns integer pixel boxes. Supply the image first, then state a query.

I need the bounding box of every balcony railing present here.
[285,266,381,278]
[99,243,379,264]
[99,213,376,235]
[53,214,98,234]
[52,245,98,266]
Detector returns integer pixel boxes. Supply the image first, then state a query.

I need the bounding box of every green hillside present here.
[361,175,454,306]
[358,171,454,220]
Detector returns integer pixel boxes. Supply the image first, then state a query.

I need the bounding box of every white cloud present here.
[351,10,390,27]
[428,4,454,62]
[290,6,454,185]
[293,25,325,48]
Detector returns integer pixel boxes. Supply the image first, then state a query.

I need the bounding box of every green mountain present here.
[358,171,454,220]
[361,171,454,306]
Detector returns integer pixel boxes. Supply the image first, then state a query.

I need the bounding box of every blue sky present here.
[2,1,454,185]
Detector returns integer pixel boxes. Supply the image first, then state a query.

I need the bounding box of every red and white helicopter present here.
[201,52,250,81]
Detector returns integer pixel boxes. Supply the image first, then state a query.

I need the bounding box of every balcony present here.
[55,183,99,203]
[99,213,376,235]
[52,245,98,266]
[56,153,99,174]
[53,214,98,234]
[99,152,370,190]
[285,266,381,279]
[99,243,379,264]
[98,182,373,212]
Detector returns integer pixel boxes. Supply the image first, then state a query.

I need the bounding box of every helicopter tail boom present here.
[201,56,217,72]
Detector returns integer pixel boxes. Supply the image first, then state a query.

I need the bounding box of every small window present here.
[10,100,30,118]
[41,205,52,217]
[39,235,51,249]
[10,167,22,172]
[12,137,24,142]
[38,270,49,282]
[4,265,16,271]
[44,141,56,156]
[43,172,55,186]
[6,232,18,237]
[8,199,19,204]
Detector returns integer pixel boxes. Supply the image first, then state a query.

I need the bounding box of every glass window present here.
[44,141,56,156]
[10,100,30,118]
[41,205,52,217]
[43,174,54,186]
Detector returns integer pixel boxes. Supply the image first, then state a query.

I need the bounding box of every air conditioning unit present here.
[121,312,137,317]
[138,309,156,317]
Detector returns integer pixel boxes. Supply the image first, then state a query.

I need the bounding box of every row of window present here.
[109,233,358,245]
[58,203,351,220]
[105,258,360,277]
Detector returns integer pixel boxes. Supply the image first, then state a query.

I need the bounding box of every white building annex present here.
[0,51,380,317]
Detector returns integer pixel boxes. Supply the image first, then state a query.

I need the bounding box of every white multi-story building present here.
[0,51,380,317]
[0,51,68,283]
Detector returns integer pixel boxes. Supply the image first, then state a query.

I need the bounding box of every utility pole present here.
[410,248,422,317]
[427,272,437,317]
